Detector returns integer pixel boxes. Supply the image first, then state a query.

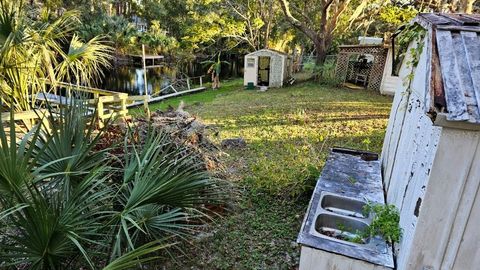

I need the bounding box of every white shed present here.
[379,47,402,95]
[382,13,480,270]
[243,49,292,88]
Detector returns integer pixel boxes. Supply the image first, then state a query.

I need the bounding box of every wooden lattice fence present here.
[335,45,389,91]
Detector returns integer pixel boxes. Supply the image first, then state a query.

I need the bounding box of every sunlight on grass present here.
[149,79,393,268]
[182,80,392,197]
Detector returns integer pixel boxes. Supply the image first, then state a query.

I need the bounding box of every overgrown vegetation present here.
[148,79,392,268]
[20,0,456,73]
[0,95,226,270]
[0,0,112,111]
[329,202,403,245]
[303,57,341,85]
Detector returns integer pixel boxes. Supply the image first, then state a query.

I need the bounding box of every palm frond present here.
[103,240,175,270]
[32,99,110,197]
[109,128,225,258]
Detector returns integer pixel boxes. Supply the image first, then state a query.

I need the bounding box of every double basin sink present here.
[297,148,394,268]
[312,192,371,246]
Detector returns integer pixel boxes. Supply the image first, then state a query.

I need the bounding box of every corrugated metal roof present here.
[415,14,480,124]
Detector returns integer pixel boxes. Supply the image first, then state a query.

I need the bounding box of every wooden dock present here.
[3,45,207,126]
[127,76,207,107]
[126,54,165,68]
[10,75,208,125]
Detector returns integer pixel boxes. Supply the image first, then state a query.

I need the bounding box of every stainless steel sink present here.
[320,192,368,219]
[314,213,369,245]
[297,149,393,269]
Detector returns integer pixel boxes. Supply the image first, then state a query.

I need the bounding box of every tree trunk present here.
[277,0,331,66]
[313,39,327,65]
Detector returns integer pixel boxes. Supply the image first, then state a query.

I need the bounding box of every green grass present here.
[143,79,242,112]
[152,79,392,269]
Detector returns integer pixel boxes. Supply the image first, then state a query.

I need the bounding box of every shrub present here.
[303,59,342,86]
[0,103,226,269]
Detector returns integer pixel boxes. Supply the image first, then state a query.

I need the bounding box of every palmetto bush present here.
[0,104,226,269]
[0,2,225,268]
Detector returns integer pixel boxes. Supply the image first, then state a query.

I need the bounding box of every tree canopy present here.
[22,0,480,68]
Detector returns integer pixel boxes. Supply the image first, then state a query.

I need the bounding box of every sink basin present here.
[321,193,368,219]
[315,213,369,244]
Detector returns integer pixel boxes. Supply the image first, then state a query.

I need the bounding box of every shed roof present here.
[413,14,480,124]
[246,48,289,57]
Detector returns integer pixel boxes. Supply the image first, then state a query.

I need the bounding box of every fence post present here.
[142,44,148,96]
[200,76,203,87]
[97,97,104,127]
[187,78,191,90]
[120,96,127,117]
[144,96,150,120]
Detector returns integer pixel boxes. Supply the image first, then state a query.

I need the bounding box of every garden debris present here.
[98,102,225,175]
[146,105,223,172]
[221,138,247,149]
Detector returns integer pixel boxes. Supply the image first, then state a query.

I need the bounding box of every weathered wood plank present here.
[0,109,48,122]
[140,87,207,105]
[436,30,469,121]
[461,31,480,123]
[451,32,480,122]
[53,82,128,97]
[381,41,420,190]
[450,168,480,270]
[405,129,480,269]
[421,13,455,25]
[299,246,391,270]
[436,25,480,32]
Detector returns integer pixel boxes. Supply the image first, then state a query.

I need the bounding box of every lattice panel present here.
[334,45,389,91]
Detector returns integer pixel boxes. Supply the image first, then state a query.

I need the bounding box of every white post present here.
[142,44,148,96]
[142,44,150,118]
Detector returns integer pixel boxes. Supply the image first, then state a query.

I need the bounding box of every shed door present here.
[258,56,270,86]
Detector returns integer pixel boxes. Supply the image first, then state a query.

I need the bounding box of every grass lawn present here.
[151,79,393,269]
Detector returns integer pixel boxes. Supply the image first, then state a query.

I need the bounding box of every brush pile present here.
[139,103,224,172]
[98,102,225,175]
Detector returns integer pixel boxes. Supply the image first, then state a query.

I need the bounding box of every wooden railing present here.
[5,75,208,127]
[147,76,206,102]
[40,82,134,126]
[0,109,51,133]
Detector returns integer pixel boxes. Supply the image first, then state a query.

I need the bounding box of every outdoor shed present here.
[334,44,389,91]
[381,13,480,270]
[243,49,292,88]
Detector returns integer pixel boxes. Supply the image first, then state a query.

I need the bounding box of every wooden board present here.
[299,246,391,270]
[436,30,470,121]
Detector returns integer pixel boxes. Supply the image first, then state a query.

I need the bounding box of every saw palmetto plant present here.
[0,2,225,268]
[0,101,226,269]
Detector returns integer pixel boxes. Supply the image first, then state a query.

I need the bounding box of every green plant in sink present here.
[348,176,357,185]
[349,233,365,244]
[333,222,367,244]
[328,203,402,245]
[363,203,402,244]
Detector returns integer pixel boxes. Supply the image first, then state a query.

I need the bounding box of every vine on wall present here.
[399,24,427,93]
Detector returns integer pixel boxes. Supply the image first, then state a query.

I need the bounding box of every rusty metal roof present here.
[414,14,480,124]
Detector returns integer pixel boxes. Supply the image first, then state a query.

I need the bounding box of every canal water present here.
[99,55,243,95]
[100,66,176,96]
